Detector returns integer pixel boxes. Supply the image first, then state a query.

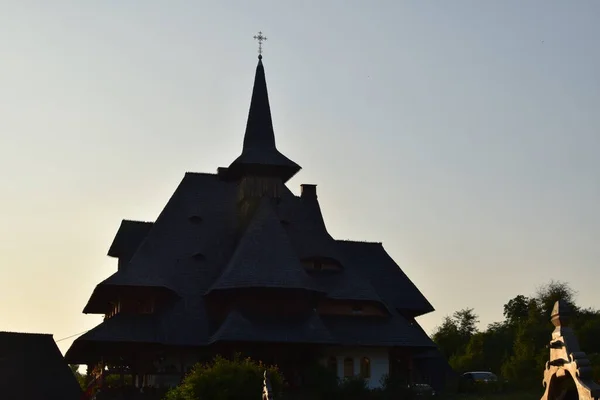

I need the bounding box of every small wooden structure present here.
[541,300,600,400]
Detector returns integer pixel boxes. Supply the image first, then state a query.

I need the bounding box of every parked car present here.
[458,371,499,392]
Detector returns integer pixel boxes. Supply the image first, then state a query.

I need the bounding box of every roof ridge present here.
[121,219,154,225]
[184,171,218,177]
[335,239,382,245]
[0,331,53,337]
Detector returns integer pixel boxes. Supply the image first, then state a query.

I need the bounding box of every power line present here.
[55,329,90,343]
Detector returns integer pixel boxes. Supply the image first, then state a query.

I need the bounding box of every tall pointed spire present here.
[227,51,301,183]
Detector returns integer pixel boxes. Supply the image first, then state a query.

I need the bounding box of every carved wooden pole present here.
[541,300,600,400]
[263,370,274,400]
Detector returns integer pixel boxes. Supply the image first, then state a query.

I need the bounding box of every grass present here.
[442,391,543,400]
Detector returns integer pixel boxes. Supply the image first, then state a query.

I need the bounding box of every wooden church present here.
[65,50,442,390]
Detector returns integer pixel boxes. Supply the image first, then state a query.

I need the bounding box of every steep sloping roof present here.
[228,58,300,182]
[0,332,82,400]
[107,220,154,260]
[321,313,435,347]
[278,188,342,263]
[67,300,211,364]
[72,314,162,344]
[335,240,434,316]
[83,172,239,313]
[314,269,386,304]
[208,198,321,293]
[210,310,333,344]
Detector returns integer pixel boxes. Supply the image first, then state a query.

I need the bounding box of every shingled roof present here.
[278,187,343,263]
[322,313,435,347]
[227,57,300,182]
[335,240,434,316]
[107,220,154,261]
[208,197,321,293]
[210,309,334,344]
[0,332,82,400]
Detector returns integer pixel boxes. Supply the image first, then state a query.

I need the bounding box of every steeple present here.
[227,55,301,183]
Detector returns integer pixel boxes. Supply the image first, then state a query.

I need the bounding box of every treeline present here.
[432,281,600,389]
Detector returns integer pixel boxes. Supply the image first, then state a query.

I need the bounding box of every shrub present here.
[378,374,415,400]
[335,376,370,400]
[299,362,339,399]
[164,354,283,400]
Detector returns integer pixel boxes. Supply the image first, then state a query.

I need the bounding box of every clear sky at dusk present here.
[1,1,599,356]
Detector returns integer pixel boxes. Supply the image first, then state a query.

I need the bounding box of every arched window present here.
[343,357,354,378]
[327,356,337,374]
[360,357,371,378]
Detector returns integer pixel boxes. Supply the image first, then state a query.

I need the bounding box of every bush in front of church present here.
[164,354,283,400]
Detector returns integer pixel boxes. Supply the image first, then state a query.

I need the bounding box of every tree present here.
[432,316,463,360]
[503,295,530,326]
[433,281,599,389]
[453,308,479,338]
[576,309,600,355]
[432,309,479,361]
[535,280,577,319]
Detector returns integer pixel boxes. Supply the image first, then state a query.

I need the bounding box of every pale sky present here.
[1,1,599,356]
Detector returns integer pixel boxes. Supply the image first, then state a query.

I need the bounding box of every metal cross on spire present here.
[254,31,267,59]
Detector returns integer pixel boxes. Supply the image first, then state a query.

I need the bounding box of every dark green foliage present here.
[298,362,339,399]
[336,376,370,400]
[433,281,600,391]
[377,374,417,400]
[432,308,479,361]
[535,280,578,318]
[164,355,283,400]
[503,295,530,326]
[69,364,87,390]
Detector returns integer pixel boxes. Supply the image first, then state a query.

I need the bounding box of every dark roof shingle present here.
[107,220,154,260]
[335,240,434,316]
[208,198,321,293]
[210,310,333,344]
[322,313,435,348]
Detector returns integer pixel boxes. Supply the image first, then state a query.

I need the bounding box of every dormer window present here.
[301,258,341,272]
[189,215,203,224]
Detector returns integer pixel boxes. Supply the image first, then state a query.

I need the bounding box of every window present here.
[106,301,121,319]
[301,258,342,272]
[351,305,364,315]
[360,357,371,378]
[327,356,337,374]
[343,358,354,378]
